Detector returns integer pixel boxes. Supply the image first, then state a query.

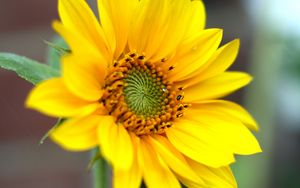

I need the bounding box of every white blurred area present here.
[268,0,300,37]
[245,0,300,130]
[234,1,300,188]
[244,0,300,36]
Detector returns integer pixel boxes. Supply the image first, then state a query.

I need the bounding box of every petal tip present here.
[231,38,240,48]
[245,73,253,83]
[25,88,39,109]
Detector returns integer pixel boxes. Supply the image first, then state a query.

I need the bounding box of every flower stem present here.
[91,148,110,188]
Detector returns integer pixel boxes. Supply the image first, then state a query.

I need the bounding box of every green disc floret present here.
[124,67,168,117]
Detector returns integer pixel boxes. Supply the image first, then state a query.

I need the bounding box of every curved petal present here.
[180,39,240,87]
[184,0,206,38]
[128,0,169,59]
[191,100,258,131]
[128,0,194,62]
[150,0,195,62]
[147,135,204,186]
[166,119,235,168]
[52,21,108,64]
[183,109,262,155]
[58,0,111,59]
[114,161,142,188]
[113,133,142,188]
[98,0,139,58]
[184,72,252,102]
[26,78,100,117]
[97,116,133,170]
[186,158,237,188]
[50,115,102,151]
[138,138,181,188]
[62,54,106,101]
[167,29,223,82]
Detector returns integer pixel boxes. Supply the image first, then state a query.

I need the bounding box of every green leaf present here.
[46,36,69,71]
[39,118,65,145]
[91,148,111,188]
[0,53,60,85]
[87,151,102,171]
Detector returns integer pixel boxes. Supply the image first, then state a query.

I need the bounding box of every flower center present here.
[123,66,167,117]
[101,52,189,136]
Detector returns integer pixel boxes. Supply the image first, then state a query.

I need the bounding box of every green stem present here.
[91,148,110,188]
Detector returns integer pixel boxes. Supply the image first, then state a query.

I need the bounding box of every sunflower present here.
[26,0,261,187]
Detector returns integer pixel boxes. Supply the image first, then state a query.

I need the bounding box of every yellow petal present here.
[58,0,110,59]
[150,0,195,62]
[50,115,101,151]
[114,162,142,188]
[26,78,100,117]
[138,138,181,188]
[192,100,259,131]
[113,133,142,188]
[97,0,116,57]
[166,119,235,168]
[167,29,223,82]
[98,0,138,58]
[97,116,133,170]
[184,0,206,37]
[186,158,237,188]
[62,54,106,101]
[52,21,103,59]
[128,0,193,62]
[128,0,169,60]
[147,135,204,186]
[181,39,240,87]
[175,177,201,188]
[184,110,262,155]
[184,72,252,102]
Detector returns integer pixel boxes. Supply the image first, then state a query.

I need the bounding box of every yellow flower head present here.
[26,0,261,187]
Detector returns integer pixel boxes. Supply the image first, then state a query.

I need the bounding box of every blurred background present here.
[0,0,299,187]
